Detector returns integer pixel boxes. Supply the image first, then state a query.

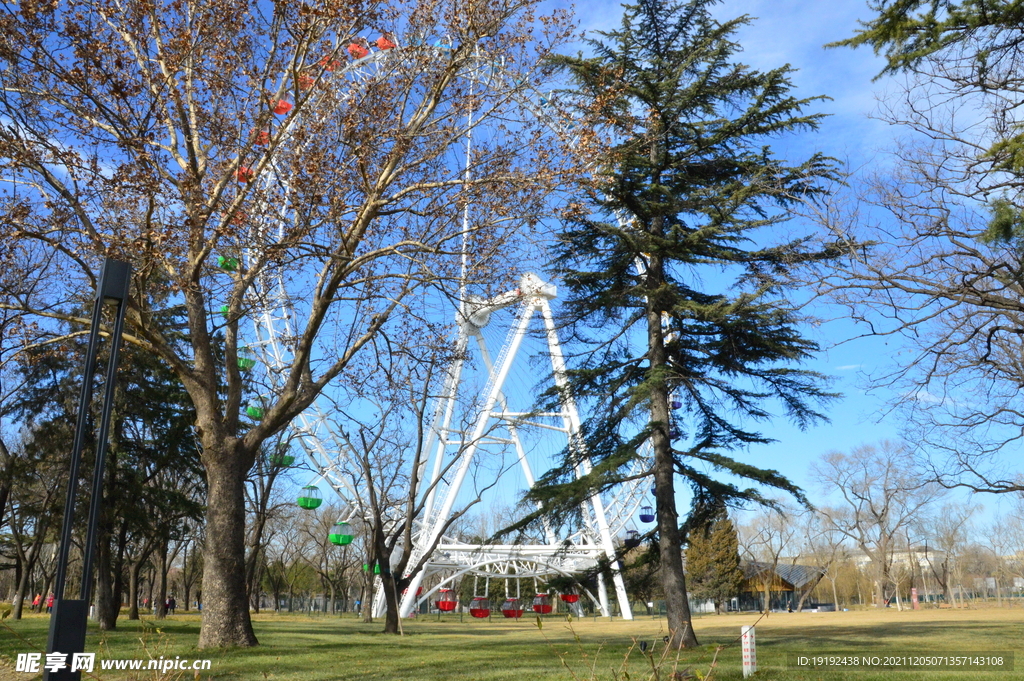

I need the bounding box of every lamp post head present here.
[97,258,130,305]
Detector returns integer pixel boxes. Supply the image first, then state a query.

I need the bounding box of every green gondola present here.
[269,452,295,467]
[297,485,322,510]
[328,521,353,546]
[237,346,256,370]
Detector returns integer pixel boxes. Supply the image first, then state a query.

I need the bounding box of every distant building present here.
[736,561,827,611]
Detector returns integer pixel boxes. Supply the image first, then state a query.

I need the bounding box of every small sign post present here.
[741,625,756,678]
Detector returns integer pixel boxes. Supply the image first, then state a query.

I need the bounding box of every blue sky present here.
[558,0,1002,522]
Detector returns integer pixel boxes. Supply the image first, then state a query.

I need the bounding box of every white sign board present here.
[741,625,756,678]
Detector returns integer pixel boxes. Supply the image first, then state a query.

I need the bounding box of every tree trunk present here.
[795,573,823,612]
[111,521,129,621]
[146,566,155,613]
[11,541,41,621]
[183,553,193,614]
[95,532,117,629]
[652,386,697,645]
[362,580,374,623]
[95,442,121,630]
[381,572,400,634]
[11,552,22,616]
[937,560,953,605]
[646,227,698,649]
[128,559,142,620]
[12,566,30,620]
[155,539,168,620]
[198,451,258,647]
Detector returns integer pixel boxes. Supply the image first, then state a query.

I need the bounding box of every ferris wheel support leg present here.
[400,303,536,619]
[372,584,387,618]
[611,570,632,620]
[399,571,425,618]
[597,572,610,618]
[420,334,470,521]
[540,299,634,621]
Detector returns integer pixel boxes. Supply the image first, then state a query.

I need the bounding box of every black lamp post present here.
[44,258,130,681]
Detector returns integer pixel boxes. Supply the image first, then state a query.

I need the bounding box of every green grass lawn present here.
[1,606,1021,680]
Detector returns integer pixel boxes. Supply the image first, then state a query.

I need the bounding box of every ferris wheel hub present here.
[459,272,557,329]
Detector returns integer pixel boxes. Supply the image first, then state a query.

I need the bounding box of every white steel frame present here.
[393,272,635,619]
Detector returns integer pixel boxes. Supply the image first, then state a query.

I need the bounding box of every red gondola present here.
[469,596,490,618]
[560,593,580,604]
[501,598,524,618]
[318,56,341,71]
[347,42,369,59]
[435,588,457,612]
[236,166,254,183]
[377,33,396,50]
[298,74,315,90]
[532,593,552,614]
[273,100,293,115]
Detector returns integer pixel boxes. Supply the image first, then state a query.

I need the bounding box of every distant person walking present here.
[45,593,54,613]
[32,594,40,611]
[168,596,176,615]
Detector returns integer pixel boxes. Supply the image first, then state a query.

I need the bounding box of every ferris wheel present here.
[388,271,654,620]
[220,31,654,620]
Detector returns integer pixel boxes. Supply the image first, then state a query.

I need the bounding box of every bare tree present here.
[297,503,360,615]
[809,18,1024,492]
[342,354,508,634]
[5,431,66,620]
[176,524,203,613]
[999,500,1024,602]
[813,441,944,607]
[243,434,296,612]
[921,503,974,607]
[0,0,577,646]
[801,512,849,611]
[738,504,799,613]
[262,509,316,613]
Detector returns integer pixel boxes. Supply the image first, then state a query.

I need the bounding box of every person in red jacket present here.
[45,593,54,613]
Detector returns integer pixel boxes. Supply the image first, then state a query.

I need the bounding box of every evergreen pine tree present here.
[685,508,743,614]
[524,0,840,648]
